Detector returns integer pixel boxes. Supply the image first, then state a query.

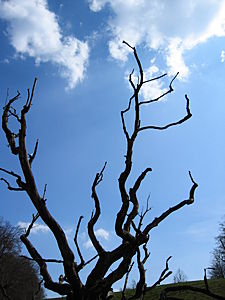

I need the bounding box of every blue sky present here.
[0,0,225,297]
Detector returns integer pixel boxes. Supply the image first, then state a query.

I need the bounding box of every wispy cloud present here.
[95,228,109,239]
[186,219,218,241]
[0,0,89,90]
[89,0,225,80]
[83,228,109,249]
[18,221,50,234]
[221,50,225,62]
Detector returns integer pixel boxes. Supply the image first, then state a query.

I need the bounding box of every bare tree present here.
[0,218,44,300]
[209,219,225,279]
[173,268,187,283]
[0,42,198,300]
[0,218,21,258]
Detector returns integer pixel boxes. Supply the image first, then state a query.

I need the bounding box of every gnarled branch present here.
[2,79,83,294]
[88,163,107,255]
[142,172,198,237]
[74,216,85,267]
[20,213,72,296]
[139,95,192,132]
[2,91,20,155]
[0,178,24,191]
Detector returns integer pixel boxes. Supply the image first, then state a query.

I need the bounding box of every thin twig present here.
[20,255,63,264]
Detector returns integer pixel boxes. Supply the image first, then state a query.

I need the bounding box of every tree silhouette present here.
[173,268,187,283]
[209,219,225,279]
[1,42,198,300]
[0,218,44,300]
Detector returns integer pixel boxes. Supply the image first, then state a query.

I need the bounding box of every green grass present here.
[46,278,225,300]
[114,278,225,300]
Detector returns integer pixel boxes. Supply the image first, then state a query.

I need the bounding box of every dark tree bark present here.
[1,42,198,300]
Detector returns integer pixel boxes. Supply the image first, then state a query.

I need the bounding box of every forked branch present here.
[2,79,83,295]
[20,213,72,296]
[117,42,194,246]
[148,256,172,291]
[140,72,179,105]
[25,212,39,238]
[0,167,26,190]
[0,178,24,191]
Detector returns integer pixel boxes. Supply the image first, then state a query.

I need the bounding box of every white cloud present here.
[221,50,225,62]
[18,221,50,234]
[141,65,167,101]
[83,228,109,249]
[89,0,225,79]
[0,0,89,90]
[18,222,81,240]
[166,38,189,79]
[88,0,108,12]
[84,239,93,249]
[95,228,109,239]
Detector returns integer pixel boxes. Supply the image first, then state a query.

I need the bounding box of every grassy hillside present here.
[114,278,225,300]
[46,278,225,300]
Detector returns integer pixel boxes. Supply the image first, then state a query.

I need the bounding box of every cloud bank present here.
[0,0,89,89]
[89,0,225,79]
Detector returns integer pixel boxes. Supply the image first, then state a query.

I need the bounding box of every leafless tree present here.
[0,218,44,300]
[0,218,21,258]
[209,218,225,279]
[1,42,198,300]
[173,268,187,283]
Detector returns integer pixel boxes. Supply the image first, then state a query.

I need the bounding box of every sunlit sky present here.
[1,0,225,298]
